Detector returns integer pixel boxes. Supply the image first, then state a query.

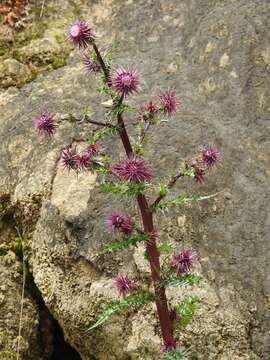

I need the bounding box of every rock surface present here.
[0,0,270,359]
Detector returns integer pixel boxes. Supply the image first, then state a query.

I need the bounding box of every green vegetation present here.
[88,291,154,331]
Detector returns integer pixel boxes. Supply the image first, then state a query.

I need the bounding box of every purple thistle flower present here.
[35,111,56,136]
[111,157,153,183]
[78,152,93,170]
[68,20,95,48]
[171,250,195,276]
[144,101,159,113]
[114,275,138,297]
[106,212,134,235]
[82,55,101,74]
[111,68,139,97]
[158,89,179,115]
[194,165,206,184]
[201,144,220,168]
[61,146,80,171]
[86,142,101,157]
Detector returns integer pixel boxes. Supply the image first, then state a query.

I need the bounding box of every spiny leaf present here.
[93,126,119,141]
[97,85,113,95]
[161,348,188,360]
[158,242,175,255]
[110,102,134,115]
[152,192,219,212]
[177,295,200,328]
[133,142,144,156]
[100,182,145,197]
[164,274,205,287]
[158,182,168,197]
[103,233,149,253]
[100,182,129,194]
[87,291,154,331]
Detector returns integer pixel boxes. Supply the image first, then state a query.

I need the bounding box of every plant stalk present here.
[93,43,175,348]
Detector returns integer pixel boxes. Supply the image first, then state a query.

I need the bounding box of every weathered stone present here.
[0,262,40,360]
[0,58,33,88]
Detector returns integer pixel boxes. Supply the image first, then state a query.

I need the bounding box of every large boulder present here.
[0,0,269,358]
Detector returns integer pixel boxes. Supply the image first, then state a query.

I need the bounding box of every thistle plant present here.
[35,19,221,358]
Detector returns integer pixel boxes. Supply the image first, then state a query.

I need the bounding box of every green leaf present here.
[83,108,92,120]
[177,295,200,328]
[88,353,97,360]
[87,291,154,331]
[158,242,175,255]
[159,182,168,197]
[152,192,219,212]
[100,182,145,197]
[133,142,144,156]
[103,233,149,253]
[97,85,113,95]
[100,182,129,194]
[161,348,188,360]
[164,274,205,287]
[93,126,119,141]
[110,102,133,115]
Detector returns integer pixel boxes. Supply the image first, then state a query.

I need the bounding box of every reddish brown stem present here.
[88,119,114,128]
[116,98,174,349]
[137,194,174,348]
[117,113,133,157]
[92,42,110,83]
[93,43,175,349]
[71,115,113,128]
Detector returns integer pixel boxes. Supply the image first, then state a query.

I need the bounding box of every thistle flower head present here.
[111,157,153,183]
[106,212,134,235]
[86,142,101,157]
[82,55,101,74]
[193,165,206,184]
[68,20,95,48]
[144,101,159,113]
[158,89,179,115]
[111,68,139,96]
[35,111,56,136]
[171,250,195,276]
[201,144,220,168]
[61,146,80,171]
[114,275,138,297]
[78,152,93,170]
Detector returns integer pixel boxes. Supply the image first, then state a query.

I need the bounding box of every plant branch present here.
[88,119,115,128]
[139,120,151,144]
[116,95,133,158]
[70,114,115,128]
[151,170,186,209]
[92,42,110,83]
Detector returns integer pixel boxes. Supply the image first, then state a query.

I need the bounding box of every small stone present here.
[101,99,114,108]
[0,285,7,292]
[165,62,178,75]
[0,294,5,305]
[177,215,186,227]
[3,59,26,75]
[219,53,229,68]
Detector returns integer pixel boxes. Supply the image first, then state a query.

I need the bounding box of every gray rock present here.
[0,58,32,88]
